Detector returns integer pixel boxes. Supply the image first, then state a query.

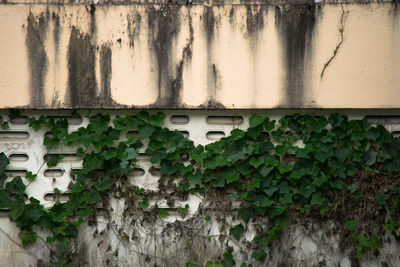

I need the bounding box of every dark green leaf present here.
[229,224,244,241]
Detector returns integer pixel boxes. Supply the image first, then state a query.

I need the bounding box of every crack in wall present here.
[320,4,347,79]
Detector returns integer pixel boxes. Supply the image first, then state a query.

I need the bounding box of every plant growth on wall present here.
[0,110,400,266]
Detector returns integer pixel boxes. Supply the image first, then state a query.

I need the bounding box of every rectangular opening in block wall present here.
[9,154,29,162]
[365,116,400,125]
[170,115,190,125]
[126,131,139,138]
[44,154,82,163]
[44,169,64,177]
[10,116,29,125]
[206,131,225,141]
[46,116,83,125]
[0,131,29,141]
[5,170,27,177]
[44,193,70,202]
[206,116,244,125]
[133,168,145,177]
[149,167,161,177]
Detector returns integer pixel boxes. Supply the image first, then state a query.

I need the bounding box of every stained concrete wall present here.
[0,0,399,109]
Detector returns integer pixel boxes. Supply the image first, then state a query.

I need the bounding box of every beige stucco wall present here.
[0,1,399,109]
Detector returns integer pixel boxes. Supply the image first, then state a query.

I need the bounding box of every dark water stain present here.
[88,4,97,36]
[171,9,193,107]
[275,4,316,108]
[229,7,235,25]
[246,5,264,36]
[147,2,183,107]
[26,12,48,107]
[100,45,113,106]
[202,6,224,108]
[52,12,60,52]
[68,27,97,107]
[127,12,142,47]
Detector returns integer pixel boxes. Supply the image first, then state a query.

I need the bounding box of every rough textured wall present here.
[0,0,399,109]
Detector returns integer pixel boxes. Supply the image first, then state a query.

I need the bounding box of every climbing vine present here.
[0,111,400,265]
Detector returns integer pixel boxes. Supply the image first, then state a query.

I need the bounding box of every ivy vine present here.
[0,111,400,266]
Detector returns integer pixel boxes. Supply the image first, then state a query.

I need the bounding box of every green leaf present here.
[94,176,111,191]
[364,151,377,166]
[178,164,193,175]
[187,171,202,184]
[158,208,169,218]
[88,190,102,204]
[18,230,37,247]
[290,168,306,179]
[226,171,240,184]
[279,193,292,204]
[229,224,244,241]
[259,166,273,177]
[125,147,138,160]
[376,194,389,206]
[251,249,267,262]
[0,152,10,173]
[311,192,325,206]
[250,157,264,168]
[139,198,149,209]
[346,220,358,232]
[139,124,155,139]
[79,207,94,217]
[189,145,206,163]
[25,171,37,181]
[249,114,266,127]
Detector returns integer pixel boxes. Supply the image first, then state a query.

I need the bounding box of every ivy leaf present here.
[226,171,240,184]
[251,249,267,262]
[79,207,94,217]
[250,157,264,169]
[160,161,178,175]
[148,112,165,127]
[279,193,293,204]
[0,152,10,172]
[158,208,169,218]
[311,192,326,206]
[215,155,228,167]
[94,176,111,191]
[88,190,102,204]
[278,163,293,174]
[25,171,37,181]
[178,164,193,175]
[18,230,37,247]
[139,124,155,139]
[187,171,202,184]
[247,125,263,140]
[346,220,358,232]
[376,194,388,206]
[189,145,206,163]
[229,224,244,241]
[248,177,260,188]
[290,168,306,180]
[249,114,266,127]
[259,166,273,177]
[125,147,138,161]
[139,198,149,209]
[10,200,25,221]
[335,147,349,162]
[364,151,377,166]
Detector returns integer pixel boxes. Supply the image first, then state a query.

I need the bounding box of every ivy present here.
[0,111,400,265]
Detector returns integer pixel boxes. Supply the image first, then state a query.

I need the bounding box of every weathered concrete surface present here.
[0,1,399,109]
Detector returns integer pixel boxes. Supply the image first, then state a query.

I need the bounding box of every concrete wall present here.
[0,0,399,109]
